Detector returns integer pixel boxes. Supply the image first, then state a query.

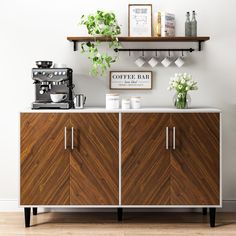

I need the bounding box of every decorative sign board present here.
[110,71,152,90]
[128,4,153,37]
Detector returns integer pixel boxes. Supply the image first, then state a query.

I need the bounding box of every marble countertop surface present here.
[21,107,221,113]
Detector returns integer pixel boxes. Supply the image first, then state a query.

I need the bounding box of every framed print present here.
[128,4,152,37]
[110,71,152,90]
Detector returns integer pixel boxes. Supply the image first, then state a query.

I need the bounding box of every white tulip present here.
[168,73,197,93]
[187,81,193,86]
[173,82,177,87]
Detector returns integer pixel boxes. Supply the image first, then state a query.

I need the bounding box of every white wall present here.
[0,0,236,210]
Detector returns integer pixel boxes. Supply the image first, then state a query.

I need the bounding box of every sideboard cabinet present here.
[20,110,221,227]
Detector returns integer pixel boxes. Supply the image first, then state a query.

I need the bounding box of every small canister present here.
[131,97,141,109]
[122,98,131,109]
[106,94,120,109]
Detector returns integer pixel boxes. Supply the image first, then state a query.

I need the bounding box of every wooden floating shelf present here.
[67,36,210,42]
[67,36,210,51]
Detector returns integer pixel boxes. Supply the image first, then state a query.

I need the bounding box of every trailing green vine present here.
[80,10,121,77]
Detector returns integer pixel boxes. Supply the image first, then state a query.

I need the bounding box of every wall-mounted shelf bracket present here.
[198,41,204,51]
[72,41,77,51]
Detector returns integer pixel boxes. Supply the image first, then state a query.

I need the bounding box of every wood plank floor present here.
[1,212,236,236]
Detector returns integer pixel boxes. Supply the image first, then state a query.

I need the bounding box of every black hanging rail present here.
[114,48,195,52]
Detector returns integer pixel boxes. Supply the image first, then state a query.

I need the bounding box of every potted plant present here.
[168,73,198,109]
[80,10,121,77]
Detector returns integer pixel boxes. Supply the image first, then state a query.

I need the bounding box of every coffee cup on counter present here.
[50,93,67,103]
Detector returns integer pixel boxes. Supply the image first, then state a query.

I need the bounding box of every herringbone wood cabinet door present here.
[70,113,119,205]
[20,113,70,205]
[170,113,220,205]
[122,113,171,205]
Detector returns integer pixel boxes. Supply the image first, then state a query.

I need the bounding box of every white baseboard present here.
[0,199,21,212]
[1,199,236,212]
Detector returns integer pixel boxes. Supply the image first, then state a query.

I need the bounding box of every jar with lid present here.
[122,98,131,109]
[106,94,120,109]
[131,97,141,109]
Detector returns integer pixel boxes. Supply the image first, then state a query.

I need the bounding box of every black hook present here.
[129,50,131,56]
[182,50,184,57]
[142,50,144,57]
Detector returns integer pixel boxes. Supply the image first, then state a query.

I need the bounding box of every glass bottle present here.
[191,10,197,36]
[157,12,161,37]
[185,12,191,37]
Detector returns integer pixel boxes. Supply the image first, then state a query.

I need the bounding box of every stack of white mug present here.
[135,52,185,68]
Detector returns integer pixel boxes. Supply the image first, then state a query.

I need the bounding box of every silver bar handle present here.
[64,127,67,150]
[71,127,74,150]
[166,127,169,150]
[173,127,176,150]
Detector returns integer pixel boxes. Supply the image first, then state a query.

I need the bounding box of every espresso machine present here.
[32,61,74,109]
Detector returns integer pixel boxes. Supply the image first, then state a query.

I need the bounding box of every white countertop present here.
[21,107,221,113]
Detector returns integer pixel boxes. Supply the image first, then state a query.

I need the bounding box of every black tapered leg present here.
[117,208,123,221]
[209,208,216,227]
[24,208,31,227]
[202,208,207,215]
[33,207,37,215]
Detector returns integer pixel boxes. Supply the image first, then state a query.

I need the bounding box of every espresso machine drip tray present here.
[32,102,70,109]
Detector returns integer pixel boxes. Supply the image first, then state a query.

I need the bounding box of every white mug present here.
[175,57,185,68]
[161,57,172,67]
[50,93,67,103]
[135,57,146,67]
[148,57,159,68]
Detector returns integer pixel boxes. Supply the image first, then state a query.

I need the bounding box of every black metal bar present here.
[24,207,31,227]
[73,41,77,51]
[114,48,195,52]
[33,207,37,215]
[202,208,207,215]
[209,208,216,227]
[198,41,202,51]
[117,208,123,221]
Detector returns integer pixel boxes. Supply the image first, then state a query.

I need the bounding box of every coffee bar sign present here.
[110,71,152,90]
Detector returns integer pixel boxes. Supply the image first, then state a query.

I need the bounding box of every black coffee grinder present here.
[32,61,74,109]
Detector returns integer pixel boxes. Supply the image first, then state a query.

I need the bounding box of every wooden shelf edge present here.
[67,36,210,42]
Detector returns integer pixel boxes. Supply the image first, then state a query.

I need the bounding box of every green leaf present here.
[79,10,121,77]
